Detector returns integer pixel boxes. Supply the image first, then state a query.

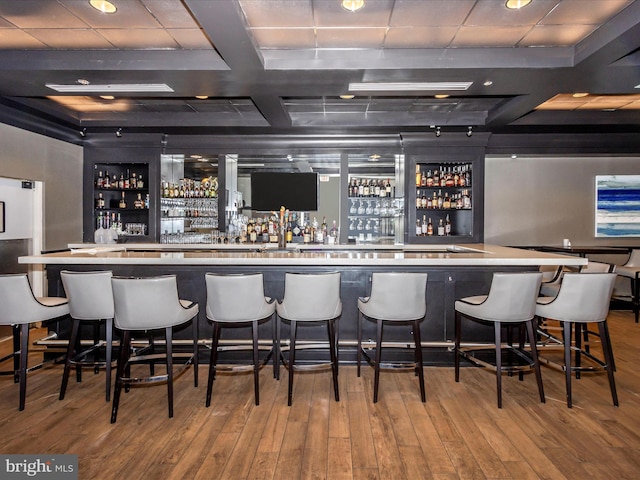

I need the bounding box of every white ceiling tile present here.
[540,0,633,25]
[0,0,88,28]
[25,28,114,49]
[60,0,162,29]
[313,0,395,27]
[251,28,316,49]
[451,25,534,47]
[316,27,387,48]
[521,24,599,46]
[141,0,203,28]
[390,0,476,26]
[166,28,213,49]
[239,0,314,27]
[465,0,559,26]
[96,28,180,49]
[385,26,458,48]
[0,27,46,48]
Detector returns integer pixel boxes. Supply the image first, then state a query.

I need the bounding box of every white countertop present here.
[19,244,587,267]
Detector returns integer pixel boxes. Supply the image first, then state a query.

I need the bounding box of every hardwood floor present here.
[1,310,639,479]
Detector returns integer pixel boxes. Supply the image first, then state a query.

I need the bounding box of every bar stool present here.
[204,273,276,407]
[535,273,618,408]
[110,275,199,423]
[454,272,544,408]
[276,272,342,406]
[357,272,427,403]
[0,274,69,410]
[614,249,640,323]
[59,270,115,401]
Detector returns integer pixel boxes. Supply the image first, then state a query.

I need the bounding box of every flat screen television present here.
[250,172,318,212]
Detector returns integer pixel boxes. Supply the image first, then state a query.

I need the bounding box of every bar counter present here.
[20,244,586,365]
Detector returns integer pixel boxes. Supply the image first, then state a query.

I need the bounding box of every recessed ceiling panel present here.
[389,0,475,26]
[60,0,162,29]
[313,0,395,27]
[539,0,633,25]
[0,28,46,48]
[165,28,213,49]
[521,24,599,47]
[140,0,205,29]
[0,0,88,28]
[251,28,316,49]
[239,0,314,27]
[451,25,534,47]
[96,28,180,49]
[384,26,458,48]
[464,0,558,26]
[24,28,113,49]
[316,27,386,48]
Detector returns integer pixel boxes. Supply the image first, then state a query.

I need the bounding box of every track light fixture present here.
[466,126,473,137]
[116,128,122,138]
[435,126,441,137]
[79,128,86,137]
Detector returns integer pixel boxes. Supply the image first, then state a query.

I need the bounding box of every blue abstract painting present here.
[596,175,640,237]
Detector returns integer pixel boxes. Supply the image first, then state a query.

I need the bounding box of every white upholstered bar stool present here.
[454,272,544,408]
[0,274,69,411]
[276,272,342,406]
[110,275,199,423]
[357,272,427,403]
[59,270,115,401]
[614,249,640,323]
[204,273,276,407]
[535,273,618,408]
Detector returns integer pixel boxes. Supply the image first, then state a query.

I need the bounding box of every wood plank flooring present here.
[1,310,639,479]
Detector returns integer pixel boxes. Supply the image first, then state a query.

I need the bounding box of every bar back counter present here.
[19,243,585,365]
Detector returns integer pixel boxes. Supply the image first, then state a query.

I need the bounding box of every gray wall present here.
[0,123,83,251]
[484,155,640,247]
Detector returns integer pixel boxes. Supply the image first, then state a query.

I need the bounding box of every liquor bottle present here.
[385,178,392,196]
[437,218,445,236]
[137,174,144,189]
[145,193,150,209]
[119,192,126,209]
[421,192,427,209]
[104,171,111,189]
[427,217,433,236]
[134,193,143,209]
[303,224,311,243]
[286,222,293,243]
[96,170,104,188]
[130,172,136,189]
[416,192,421,209]
[433,169,439,186]
[437,190,443,209]
[421,215,428,236]
[445,214,452,236]
[118,173,124,189]
[440,167,447,187]
[415,165,421,187]
[443,192,451,209]
[463,189,472,209]
[426,170,434,187]
[124,170,130,189]
[453,167,460,187]
[363,179,370,197]
[374,180,381,197]
[95,192,105,209]
[416,218,422,236]
[330,220,338,243]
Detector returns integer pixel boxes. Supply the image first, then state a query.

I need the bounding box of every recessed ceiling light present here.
[483,80,493,86]
[195,95,208,99]
[90,0,117,14]
[369,154,380,161]
[340,94,355,99]
[349,81,472,92]
[76,78,90,85]
[505,0,532,9]
[572,92,589,98]
[342,0,365,12]
[434,94,449,99]
[46,83,174,93]
[635,84,640,89]
[100,95,114,100]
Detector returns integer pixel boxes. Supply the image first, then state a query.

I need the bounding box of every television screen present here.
[250,172,318,212]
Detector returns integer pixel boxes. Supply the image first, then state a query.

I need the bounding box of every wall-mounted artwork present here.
[596,175,640,237]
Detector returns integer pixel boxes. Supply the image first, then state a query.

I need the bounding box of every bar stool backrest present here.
[278,272,342,321]
[61,270,114,320]
[0,274,67,325]
[623,249,640,268]
[580,261,616,273]
[541,273,616,323]
[467,272,542,323]
[205,273,274,322]
[361,272,427,321]
[112,275,195,330]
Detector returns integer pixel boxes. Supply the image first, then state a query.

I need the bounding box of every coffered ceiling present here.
[0,0,639,141]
